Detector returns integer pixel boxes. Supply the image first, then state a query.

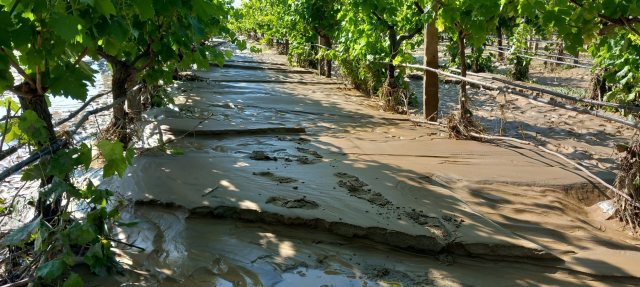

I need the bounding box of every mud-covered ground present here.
[69,40,640,287]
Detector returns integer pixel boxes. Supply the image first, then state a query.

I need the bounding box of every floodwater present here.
[3,42,640,286]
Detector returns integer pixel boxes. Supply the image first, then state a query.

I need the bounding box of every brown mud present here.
[89,40,640,286]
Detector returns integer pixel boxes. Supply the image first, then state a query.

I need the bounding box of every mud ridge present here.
[253,171,298,183]
[266,196,319,209]
[334,172,392,207]
[132,200,561,262]
[432,173,611,206]
[177,127,307,136]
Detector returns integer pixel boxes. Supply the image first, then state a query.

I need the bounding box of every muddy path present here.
[94,44,640,286]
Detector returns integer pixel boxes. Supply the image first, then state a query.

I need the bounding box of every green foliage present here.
[2,217,41,247]
[63,272,84,287]
[591,35,640,109]
[97,139,135,178]
[507,21,533,81]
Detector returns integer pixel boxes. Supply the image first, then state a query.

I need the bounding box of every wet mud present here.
[90,41,640,285]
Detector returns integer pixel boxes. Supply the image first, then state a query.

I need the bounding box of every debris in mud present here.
[296,147,322,158]
[296,156,322,164]
[253,171,298,183]
[333,172,392,207]
[249,150,277,161]
[277,136,311,145]
[266,196,319,209]
[363,266,427,286]
[436,254,454,266]
[404,211,454,241]
[404,211,442,227]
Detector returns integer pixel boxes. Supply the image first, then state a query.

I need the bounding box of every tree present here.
[289,0,342,78]
[91,0,239,143]
[436,0,503,123]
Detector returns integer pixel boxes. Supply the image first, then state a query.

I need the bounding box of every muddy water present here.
[79,205,636,287]
[5,41,640,286]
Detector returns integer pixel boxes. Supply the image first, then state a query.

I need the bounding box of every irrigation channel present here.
[4,41,640,286]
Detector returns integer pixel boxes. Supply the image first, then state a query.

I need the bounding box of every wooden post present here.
[555,43,565,68]
[496,25,504,61]
[318,35,325,76]
[423,4,439,120]
[573,51,579,65]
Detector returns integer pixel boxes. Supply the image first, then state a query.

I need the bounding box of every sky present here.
[233,0,242,7]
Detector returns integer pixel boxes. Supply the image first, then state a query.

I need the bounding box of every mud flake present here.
[296,147,322,158]
[296,156,322,165]
[334,173,391,207]
[253,171,298,183]
[405,211,442,227]
[266,196,319,209]
[249,150,277,161]
[277,136,311,145]
[436,254,454,266]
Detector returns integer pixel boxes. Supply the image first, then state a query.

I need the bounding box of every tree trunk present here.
[324,36,332,78]
[126,73,143,121]
[555,43,565,68]
[496,25,504,61]
[458,31,469,121]
[423,6,439,121]
[17,94,55,144]
[109,60,131,133]
[285,38,290,55]
[15,85,58,218]
[387,26,398,88]
[318,35,326,76]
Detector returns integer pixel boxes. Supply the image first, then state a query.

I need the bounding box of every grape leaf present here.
[37,258,67,280]
[2,217,40,247]
[48,12,84,41]
[63,272,84,287]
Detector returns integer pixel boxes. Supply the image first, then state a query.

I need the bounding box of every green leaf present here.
[47,149,76,178]
[95,0,117,17]
[83,243,103,266]
[17,110,49,144]
[2,217,40,247]
[107,208,120,220]
[0,97,20,113]
[49,62,95,101]
[74,143,93,171]
[48,12,84,41]
[37,258,67,280]
[97,139,129,178]
[125,148,135,165]
[63,272,84,287]
[132,0,155,20]
[224,50,233,60]
[68,221,96,245]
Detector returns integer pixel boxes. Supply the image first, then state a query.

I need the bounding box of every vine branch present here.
[1,48,36,88]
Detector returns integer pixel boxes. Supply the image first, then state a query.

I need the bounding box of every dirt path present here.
[94,43,640,286]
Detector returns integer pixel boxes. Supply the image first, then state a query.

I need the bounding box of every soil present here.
[87,39,640,286]
[266,196,319,209]
[253,171,298,183]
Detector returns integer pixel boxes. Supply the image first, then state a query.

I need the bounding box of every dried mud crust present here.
[277,136,311,145]
[296,156,322,164]
[334,172,392,207]
[296,147,323,158]
[249,150,278,161]
[403,212,456,242]
[362,266,433,286]
[253,171,298,183]
[266,196,319,209]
